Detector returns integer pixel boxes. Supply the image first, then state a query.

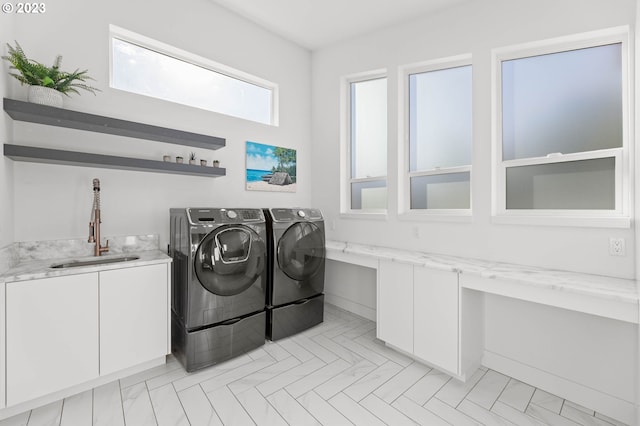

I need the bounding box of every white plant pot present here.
[28,86,63,108]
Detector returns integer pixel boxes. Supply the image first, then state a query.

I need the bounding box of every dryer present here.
[170,208,267,372]
[264,208,325,341]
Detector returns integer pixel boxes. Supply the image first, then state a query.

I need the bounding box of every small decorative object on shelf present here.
[2,41,100,107]
[213,160,220,168]
[189,152,196,165]
[176,156,183,164]
[200,159,207,166]
[163,155,171,162]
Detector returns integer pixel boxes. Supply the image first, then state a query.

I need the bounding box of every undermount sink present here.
[50,255,141,269]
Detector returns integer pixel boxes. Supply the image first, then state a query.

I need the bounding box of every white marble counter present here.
[326,240,639,306]
[1,235,171,283]
[3,250,171,283]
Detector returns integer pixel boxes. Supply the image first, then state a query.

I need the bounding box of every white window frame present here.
[109,25,279,126]
[340,69,388,217]
[398,55,473,221]
[491,26,632,228]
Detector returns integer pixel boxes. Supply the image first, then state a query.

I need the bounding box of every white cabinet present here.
[0,281,5,410]
[99,264,169,375]
[413,267,459,374]
[377,262,472,378]
[377,260,414,353]
[6,273,99,406]
[4,261,170,408]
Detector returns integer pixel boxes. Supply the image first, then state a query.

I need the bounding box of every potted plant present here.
[200,159,207,166]
[212,160,220,168]
[2,41,99,107]
[176,156,184,164]
[189,152,196,165]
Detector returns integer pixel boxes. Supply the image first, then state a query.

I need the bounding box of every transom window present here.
[401,56,472,215]
[109,26,278,126]
[493,28,630,227]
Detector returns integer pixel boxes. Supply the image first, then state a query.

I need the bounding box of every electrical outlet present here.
[609,238,626,256]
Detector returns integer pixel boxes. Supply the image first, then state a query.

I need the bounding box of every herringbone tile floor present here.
[0,304,628,426]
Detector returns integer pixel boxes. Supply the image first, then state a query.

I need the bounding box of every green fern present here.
[2,41,100,96]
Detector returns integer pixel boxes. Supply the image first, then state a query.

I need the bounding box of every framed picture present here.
[246,141,297,193]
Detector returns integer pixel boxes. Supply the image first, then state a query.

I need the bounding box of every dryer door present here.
[277,222,325,282]
[195,225,266,296]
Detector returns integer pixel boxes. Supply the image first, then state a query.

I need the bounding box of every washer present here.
[264,208,325,341]
[170,208,267,372]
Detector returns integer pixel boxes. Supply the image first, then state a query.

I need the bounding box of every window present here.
[401,57,472,215]
[342,74,388,212]
[109,26,278,126]
[493,28,630,226]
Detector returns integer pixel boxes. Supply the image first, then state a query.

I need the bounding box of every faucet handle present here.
[99,239,110,255]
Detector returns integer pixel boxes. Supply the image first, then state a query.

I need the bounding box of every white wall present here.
[311,0,636,279]
[483,295,636,420]
[324,260,376,320]
[5,0,311,248]
[0,13,14,248]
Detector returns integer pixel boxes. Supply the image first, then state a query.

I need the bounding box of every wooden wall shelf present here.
[3,98,225,150]
[4,144,226,178]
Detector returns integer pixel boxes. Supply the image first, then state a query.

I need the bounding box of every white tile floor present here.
[0,304,629,426]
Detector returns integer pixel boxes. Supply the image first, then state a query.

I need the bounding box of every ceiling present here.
[209,0,474,50]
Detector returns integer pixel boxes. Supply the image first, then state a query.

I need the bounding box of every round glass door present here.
[195,226,266,296]
[277,222,325,281]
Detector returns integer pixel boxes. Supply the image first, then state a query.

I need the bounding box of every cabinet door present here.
[99,264,168,375]
[7,273,99,406]
[413,267,459,374]
[377,260,413,353]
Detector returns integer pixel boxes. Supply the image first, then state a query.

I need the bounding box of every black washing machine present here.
[170,208,267,372]
[264,208,325,341]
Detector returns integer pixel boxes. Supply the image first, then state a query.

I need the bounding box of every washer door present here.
[277,222,325,281]
[195,225,266,296]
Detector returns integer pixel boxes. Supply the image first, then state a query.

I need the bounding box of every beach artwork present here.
[246,141,297,192]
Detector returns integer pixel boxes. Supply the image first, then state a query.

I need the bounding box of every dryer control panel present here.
[269,208,323,222]
[187,208,265,224]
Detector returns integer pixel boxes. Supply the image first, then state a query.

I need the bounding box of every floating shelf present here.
[3,98,225,150]
[4,144,226,178]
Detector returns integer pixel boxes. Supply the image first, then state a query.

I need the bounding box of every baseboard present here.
[483,350,634,425]
[0,356,167,420]
[324,293,375,321]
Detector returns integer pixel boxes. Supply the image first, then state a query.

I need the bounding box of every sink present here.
[50,255,141,269]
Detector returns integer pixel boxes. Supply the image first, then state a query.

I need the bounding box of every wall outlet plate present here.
[609,238,625,256]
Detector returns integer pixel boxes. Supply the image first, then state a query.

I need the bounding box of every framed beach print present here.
[246,141,297,193]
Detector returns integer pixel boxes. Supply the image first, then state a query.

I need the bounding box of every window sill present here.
[491,214,631,229]
[398,211,473,223]
[340,211,388,221]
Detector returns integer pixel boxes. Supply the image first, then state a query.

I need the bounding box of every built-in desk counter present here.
[326,240,639,324]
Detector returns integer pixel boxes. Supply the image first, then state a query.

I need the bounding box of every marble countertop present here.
[326,240,639,305]
[2,250,171,283]
[0,235,171,284]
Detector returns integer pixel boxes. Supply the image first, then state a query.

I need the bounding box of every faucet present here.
[88,178,109,256]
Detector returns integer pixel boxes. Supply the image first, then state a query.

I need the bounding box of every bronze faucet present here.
[88,178,109,256]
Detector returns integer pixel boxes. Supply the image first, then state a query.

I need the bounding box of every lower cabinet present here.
[5,263,169,407]
[6,273,99,406]
[413,267,459,374]
[377,260,414,354]
[99,264,169,375]
[377,261,461,376]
